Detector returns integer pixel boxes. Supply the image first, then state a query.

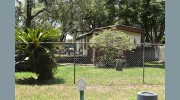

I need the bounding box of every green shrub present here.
[15,28,59,80]
[90,29,135,68]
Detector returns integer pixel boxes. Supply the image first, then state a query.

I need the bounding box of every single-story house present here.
[75,24,145,66]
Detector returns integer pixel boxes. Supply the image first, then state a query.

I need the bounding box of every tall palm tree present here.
[15,28,59,81]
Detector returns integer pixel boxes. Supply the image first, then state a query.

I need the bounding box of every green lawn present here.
[15,65,165,100]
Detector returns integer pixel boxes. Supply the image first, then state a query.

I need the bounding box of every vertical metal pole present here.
[80,91,84,100]
[73,32,77,84]
[74,42,76,84]
[143,43,145,84]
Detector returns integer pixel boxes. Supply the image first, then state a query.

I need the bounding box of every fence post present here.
[73,42,76,84]
[142,43,145,84]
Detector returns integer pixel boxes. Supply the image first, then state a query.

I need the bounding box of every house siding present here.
[76,38,88,56]
[122,30,141,44]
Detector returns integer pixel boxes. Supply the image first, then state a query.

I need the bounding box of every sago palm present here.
[15,28,59,81]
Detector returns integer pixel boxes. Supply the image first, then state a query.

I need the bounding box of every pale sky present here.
[66,34,73,40]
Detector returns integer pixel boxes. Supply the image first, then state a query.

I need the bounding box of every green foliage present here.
[15,0,165,43]
[15,0,59,30]
[89,30,135,68]
[15,28,59,80]
[118,0,165,43]
[90,30,135,50]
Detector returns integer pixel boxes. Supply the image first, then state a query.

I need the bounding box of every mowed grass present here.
[15,65,165,100]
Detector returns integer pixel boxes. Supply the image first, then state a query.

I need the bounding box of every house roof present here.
[76,24,144,40]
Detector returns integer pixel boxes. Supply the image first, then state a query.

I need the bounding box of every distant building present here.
[75,24,145,66]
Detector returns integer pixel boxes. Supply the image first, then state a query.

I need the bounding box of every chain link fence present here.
[15,42,165,85]
[143,43,165,84]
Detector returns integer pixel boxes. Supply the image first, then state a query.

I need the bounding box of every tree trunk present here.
[25,0,46,33]
[25,0,32,33]
[37,69,54,81]
[34,48,57,81]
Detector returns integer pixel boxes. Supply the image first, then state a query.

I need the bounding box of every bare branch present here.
[31,8,46,19]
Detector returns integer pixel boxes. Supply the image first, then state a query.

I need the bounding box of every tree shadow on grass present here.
[93,64,165,70]
[144,62,165,69]
[94,66,115,69]
[145,64,165,69]
[15,77,65,85]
